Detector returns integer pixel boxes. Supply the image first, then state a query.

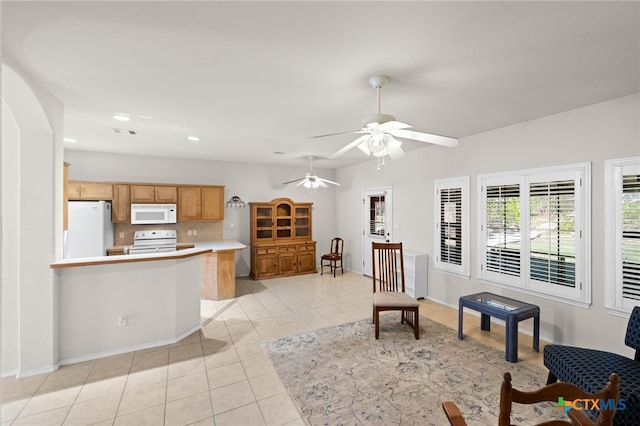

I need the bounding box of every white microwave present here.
[131,204,177,225]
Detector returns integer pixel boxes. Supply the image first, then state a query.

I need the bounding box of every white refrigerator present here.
[65,201,115,258]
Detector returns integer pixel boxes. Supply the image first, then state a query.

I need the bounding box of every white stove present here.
[128,230,177,254]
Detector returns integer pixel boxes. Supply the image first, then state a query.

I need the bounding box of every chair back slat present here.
[372,242,405,293]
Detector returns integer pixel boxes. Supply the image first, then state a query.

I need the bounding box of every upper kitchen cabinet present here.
[68,181,113,200]
[112,184,130,223]
[177,185,224,222]
[130,185,177,203]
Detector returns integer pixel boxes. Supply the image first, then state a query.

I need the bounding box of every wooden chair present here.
[321,237,344,277]
[442,371,620,426]
[372,242,419,339]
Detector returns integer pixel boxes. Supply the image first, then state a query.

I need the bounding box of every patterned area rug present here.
[262,315,564,425]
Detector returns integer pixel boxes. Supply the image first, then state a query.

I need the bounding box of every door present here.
[362,187,393,276]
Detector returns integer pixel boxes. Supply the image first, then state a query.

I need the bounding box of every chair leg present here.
[546,372,558,385]
[333,260,336,277]
[375,308,380,339]
[414,309,419,340]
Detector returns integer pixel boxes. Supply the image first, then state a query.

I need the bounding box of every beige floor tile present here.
[249,372,286,401]
[113,404,165,426]
[118,380,167,417]
[209,381,256,415]
[206,362,247,390]
[234,341,266,362]
[1,397,28,422]
[167,371,209,402]
[167,357,206,380]
[258,392,301,426]
[63,392,120,425]
[124,366,168,389]
[38,362,94,393]
[169,341,203,364]
[203,348,241,370]
[88,353,134,381]
[1,374,49,400]
[12,405,70,426]
[214,401,266,426]
[242,354,276,379]
[130,347,169,372]
[164,391,213,426]
[20,385,81,418]
[76,375,127,403]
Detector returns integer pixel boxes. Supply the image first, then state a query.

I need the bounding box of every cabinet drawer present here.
[278,246,296,253]
[257,247,277,255]
[297,244,312,252]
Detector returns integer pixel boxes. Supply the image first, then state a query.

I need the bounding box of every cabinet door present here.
[112,184,131,223]
[253,206,274,241]
[155,186,177,203]
[201,186,224,221]
[67,181,82,199]
[297,249,316,273]
[178,187,201,221]
[278,250,297,275]
[130,185,155,203]
[81,182,113,200]
[254,248,277,278]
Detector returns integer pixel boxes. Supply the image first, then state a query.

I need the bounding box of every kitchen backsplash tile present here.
[113,222,222,246]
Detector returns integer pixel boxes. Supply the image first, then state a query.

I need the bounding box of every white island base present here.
[55,251,204,365]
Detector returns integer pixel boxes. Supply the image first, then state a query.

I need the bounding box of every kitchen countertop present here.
[50,247,212,268]
[51,240,246,269]
[193,240,247,252]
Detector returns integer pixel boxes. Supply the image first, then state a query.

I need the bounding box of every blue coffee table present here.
[458,292,539,363]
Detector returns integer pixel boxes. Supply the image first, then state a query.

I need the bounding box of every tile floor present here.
[1,272,547,425]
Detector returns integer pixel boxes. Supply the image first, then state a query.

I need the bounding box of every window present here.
[605,157,640,314]
[478,163,590,305]
[434,176,470,278]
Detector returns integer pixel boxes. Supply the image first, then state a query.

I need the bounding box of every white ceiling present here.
[2,1,638,169]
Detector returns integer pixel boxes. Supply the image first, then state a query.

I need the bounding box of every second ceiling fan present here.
[312,75,459,163]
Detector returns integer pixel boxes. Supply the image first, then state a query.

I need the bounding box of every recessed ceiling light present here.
[187,136,200,142]
[63,137,77,143]
[113,115,130,121]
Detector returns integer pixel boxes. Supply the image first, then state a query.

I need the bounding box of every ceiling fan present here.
[312,75,459,165]
[283,156,340,189]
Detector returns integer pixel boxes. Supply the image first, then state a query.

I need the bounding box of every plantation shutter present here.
[485,184,521,276]
[622,173,640,302]
[440,187,462,265]
[529,180,576,288]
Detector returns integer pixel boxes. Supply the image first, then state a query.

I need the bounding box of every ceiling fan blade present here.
[317,180,328,188]
[295,179,309,187]
[328,134,370,159]
[317,177,341,186]
[283,177,306,185]
[388,128,459,147]
[309,130,359,139]
[388,146,406,160]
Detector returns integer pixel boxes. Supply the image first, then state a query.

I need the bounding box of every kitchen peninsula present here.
[51,241,245,365]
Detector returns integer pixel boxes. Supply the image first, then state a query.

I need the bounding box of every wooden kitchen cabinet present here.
[112,184,130,223]
[177,185,224,221]
[130,185,177,203]
[68,181,113,200]
[249,198,316,280]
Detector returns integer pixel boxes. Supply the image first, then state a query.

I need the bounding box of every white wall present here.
[335,93,640,356]
[1,60,64,377]
[63,151,339,276]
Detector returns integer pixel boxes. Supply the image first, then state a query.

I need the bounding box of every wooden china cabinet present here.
[249,198,316,279]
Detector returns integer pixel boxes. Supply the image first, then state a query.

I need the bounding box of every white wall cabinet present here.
[402,250,428,299]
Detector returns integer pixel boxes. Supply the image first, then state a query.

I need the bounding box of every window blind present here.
[529,180,576,288]
[623,173,640,301]
[485,184,521,276]
[440,188,462,265]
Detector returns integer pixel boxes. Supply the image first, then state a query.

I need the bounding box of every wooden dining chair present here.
[442,371,620,426]
[371,242,420,339]
[321,237,344,277]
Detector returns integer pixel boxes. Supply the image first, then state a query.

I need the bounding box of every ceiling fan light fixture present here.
[362,113,395,128]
